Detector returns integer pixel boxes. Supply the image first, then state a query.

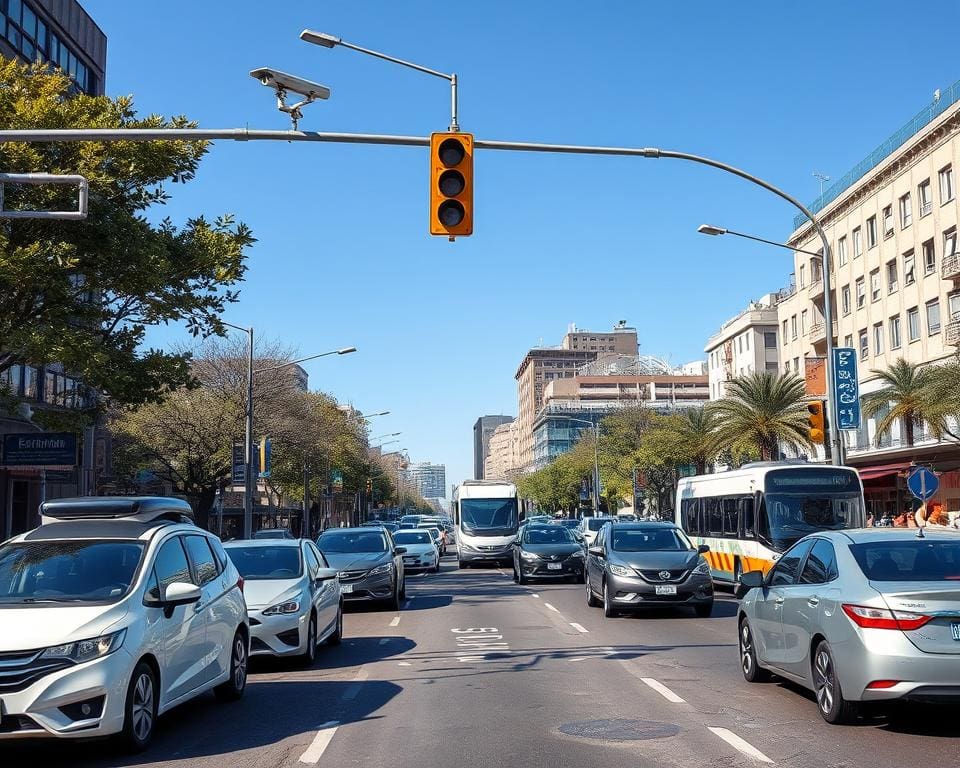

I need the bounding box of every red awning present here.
[856,462,914,481]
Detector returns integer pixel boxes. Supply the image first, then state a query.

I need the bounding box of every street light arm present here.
[699,225,823,258]
[254,347,356,375]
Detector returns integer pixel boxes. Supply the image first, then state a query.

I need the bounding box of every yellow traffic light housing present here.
[430,132,473,238]
[807,401,826,444]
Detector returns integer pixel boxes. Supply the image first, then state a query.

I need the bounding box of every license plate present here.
[340,584,353,594]
[547,563,562,570]
[655,585,677,595]
[951,622,960,641]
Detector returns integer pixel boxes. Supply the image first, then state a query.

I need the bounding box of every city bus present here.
[452,480,521,568]
[675,462,865,585]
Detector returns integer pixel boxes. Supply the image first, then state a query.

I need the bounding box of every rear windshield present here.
[317,531,388,553]
[586,518,612,532]
[394,531,432,545]
[226,545,303,580]
[850,540,960,581]
[611,528,691,552]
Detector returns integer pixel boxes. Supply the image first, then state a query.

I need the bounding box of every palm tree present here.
[712,371,812,461]
[674,406,721,474]
[861,358,938,447]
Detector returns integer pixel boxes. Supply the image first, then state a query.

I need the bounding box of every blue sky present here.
[84,0,960,491]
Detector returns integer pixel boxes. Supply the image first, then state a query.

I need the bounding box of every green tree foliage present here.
[861,358,940,447]
[0,61,254,407]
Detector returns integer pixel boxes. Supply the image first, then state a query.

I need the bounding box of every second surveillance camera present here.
[249,68,331,100]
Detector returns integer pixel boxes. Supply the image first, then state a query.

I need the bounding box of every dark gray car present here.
[316,528,406,610]
[585,522,713,617]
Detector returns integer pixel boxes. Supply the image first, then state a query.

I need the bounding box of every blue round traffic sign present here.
[907,466,939,501]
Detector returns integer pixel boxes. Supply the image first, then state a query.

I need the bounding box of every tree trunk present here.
[194,484,216,531]
[695,457,707,475]
[905,416,915,447]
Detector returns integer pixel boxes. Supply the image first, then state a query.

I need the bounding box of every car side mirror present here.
[163,581,202,607]
[588,545,604,557]
[734,570,765,599]
[315,567,338,582]
[697,544,710,554]
[395,547,407,555]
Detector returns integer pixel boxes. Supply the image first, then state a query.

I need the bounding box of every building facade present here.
[705,295,781,400]
[403,462,447,500]
[484,420,519,480]
[779,79,960,516]
[473,415,514,479]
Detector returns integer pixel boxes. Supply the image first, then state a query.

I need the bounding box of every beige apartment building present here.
[779,83,960,516]
[514,323,639,469]
[484,420,519,480]
[705,295,781,400]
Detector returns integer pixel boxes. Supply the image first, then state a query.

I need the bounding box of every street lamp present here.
[300,29,459,131]
[559,417,601,515]
[698,223,843,464]
[355,410,390,418]
[371,432,402,442]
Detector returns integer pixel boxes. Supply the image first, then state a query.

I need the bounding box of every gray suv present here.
[316,527,406,610]
[585,522,713,617]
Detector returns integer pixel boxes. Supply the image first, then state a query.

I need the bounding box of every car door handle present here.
[193,601,204,613]
[774,597,784,605]
[808,597,820,607]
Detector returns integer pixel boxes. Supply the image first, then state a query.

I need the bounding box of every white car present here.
[0,497,248,752]
[579,516,616,547]
[393,530,440,573]
[224,539,342,662]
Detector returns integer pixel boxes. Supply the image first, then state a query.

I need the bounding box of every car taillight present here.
[237,576,244,593]
[841,603,932,631]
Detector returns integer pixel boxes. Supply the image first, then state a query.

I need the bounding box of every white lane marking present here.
[569,657,587,662]
[298,721,339,764]
[569,622,589,633]
[378,638,389,645]
[543,602,559,612]
[531,593,540,598]
[341,670,369,701]
[397,661,411,666]
[707,727,773,764]
[389,616,401,627]
[640,677,685,703]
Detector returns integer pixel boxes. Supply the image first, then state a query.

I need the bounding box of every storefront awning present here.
[856,461,914,481]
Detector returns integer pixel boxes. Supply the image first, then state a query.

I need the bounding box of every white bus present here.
[452,481,520,568]
[675,462,865,585]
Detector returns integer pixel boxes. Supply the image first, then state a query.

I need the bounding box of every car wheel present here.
[694,601,714,618]
[433,560,441,573]
[516,565,526,584]
[386,581,401,611]
[458,559,466,569]
[586,575,600,607]
[602,580,617,618]
[300,613,317,666]
[117,661,158,753]
[215,629,248,702]
[328,603,343,646]
[813,640,860,724]
[739,618,770,683]
[399,577,406,601]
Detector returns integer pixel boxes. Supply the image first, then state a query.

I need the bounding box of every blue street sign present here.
[907,466,939,501]
[831,347,861,430]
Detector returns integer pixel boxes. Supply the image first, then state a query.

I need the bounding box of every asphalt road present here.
[8,555,960,767]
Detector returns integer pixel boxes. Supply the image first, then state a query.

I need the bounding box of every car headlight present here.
[608,563,635,578]
[520,551,540,561]
[262,599,301,615]
[368,563,394,576]
[693,558,711,575]
[40,629,126,664]
[567,550,585,559]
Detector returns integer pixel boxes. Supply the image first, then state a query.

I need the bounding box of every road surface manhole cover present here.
[558,719,679,741]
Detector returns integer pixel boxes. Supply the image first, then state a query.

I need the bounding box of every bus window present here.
[722,498,738,538]
[741,497,755,538]
[682,499,699,534]
[706,498,722,537]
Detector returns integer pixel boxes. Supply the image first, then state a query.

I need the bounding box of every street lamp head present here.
[697,224,727,237]
[337,347,357,355]
[300,29,341,48]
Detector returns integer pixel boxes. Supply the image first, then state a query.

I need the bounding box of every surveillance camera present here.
[249,68,330,100]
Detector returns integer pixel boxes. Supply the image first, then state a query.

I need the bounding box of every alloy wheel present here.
[740,622,754,676]
[814,648,834,714]
[132,672,155,743]
[233,635,248,690]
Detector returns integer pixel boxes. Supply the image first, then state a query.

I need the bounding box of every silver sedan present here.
[736,528,960,723]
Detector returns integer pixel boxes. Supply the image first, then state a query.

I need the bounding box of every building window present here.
[801,309,808,334]
[904,249,916,285]
[886,260,898,293]
[793,357,800,372]
[918,179,932,217]
[940,165,955,203]
[949,292,960,322]
[782,319,788,344]
[866,215,878,248]
[890,315,902,349]
[745,333,750,350]
[791,315,797,340]
[737,336,742,353]
[764,331,777,348]
[882,205,894,237]
[945,227,958,259]
[837,236,848,265]
[927,299,941,335]
[870,269,881,302]
[844,334,854,348]
[798,264,806,288]
[855,277,866,309]
[841,285,851,315]
[922,239,936,274]
[900,192,912,227]
[853,227,862,257]
[859,329,868,360]
[908,306,920,342]
[873,322,884,355]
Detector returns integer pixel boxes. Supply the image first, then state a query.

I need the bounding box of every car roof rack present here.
[40,496,195,526]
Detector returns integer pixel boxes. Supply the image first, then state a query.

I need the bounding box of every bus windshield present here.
[460,498,518,536]
[760,468,865,550]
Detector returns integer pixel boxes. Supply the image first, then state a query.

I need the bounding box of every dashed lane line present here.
[298,721,339,764]
[397,661,411,666]
[640,677,685,704]
[389,616,401,627]
[341,670,369,701]
[569,622,589,633]
[707,727,774,764]
[543,602,559,613]
[531,593,540,598]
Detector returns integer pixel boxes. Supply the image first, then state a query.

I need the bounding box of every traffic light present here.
[366,478,373,495]
[807,401,826,444]
[430,131,473,238]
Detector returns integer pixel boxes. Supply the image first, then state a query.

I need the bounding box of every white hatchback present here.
[0,497,248,752]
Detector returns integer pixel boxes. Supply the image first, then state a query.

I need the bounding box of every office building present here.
[484,420,520,480]
[404,462,447,500]
[705,295,782,400]
[473,415,514,479]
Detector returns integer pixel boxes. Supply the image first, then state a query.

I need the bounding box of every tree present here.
[0,61,254,408]
[861,358,939,447]
[712,371,812,460]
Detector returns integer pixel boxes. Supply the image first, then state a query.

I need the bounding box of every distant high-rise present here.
[473,415,514,479]
[403,462,447,499]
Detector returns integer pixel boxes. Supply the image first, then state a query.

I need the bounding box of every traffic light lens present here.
[438,138,465,167]
[438,200,465,227]
[438,169,465,197]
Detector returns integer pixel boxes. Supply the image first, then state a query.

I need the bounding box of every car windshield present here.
[318,531,388,553]
[460,498,518,536]
[0,540,145,604]
[254,530,289,539]
[586,518,612,532]
[611,528,691,552]
[394,531,432,545]
[850,540,960,581]
[525,527,574,544]
[227,545,303,580]
[558,519,580,529]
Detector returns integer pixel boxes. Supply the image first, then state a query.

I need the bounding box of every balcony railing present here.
[808,279,824,299]
[943,252,960,280]
[947,318,960,346]
[809,320,838,343]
